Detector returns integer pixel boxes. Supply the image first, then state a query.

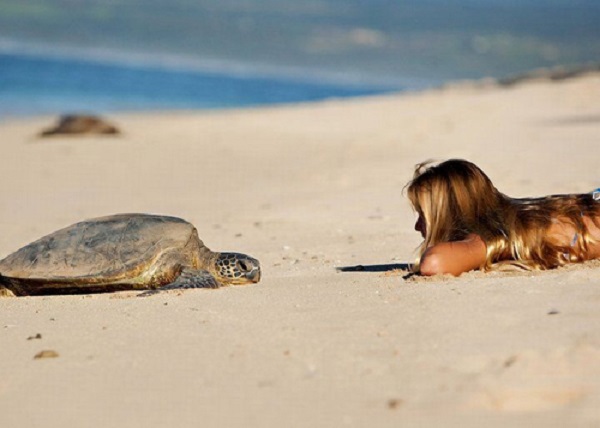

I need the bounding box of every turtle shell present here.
[0,214,207,295]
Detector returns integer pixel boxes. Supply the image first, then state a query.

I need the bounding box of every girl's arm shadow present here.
[336,263,416,280]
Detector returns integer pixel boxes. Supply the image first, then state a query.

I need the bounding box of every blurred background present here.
[1,0,599,117]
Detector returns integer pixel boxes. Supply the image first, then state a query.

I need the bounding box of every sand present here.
[1,73,599,427]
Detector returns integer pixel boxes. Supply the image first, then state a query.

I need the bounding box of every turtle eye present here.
[237,260,248,272]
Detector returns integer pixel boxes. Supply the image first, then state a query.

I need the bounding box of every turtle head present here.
[213,252,261,285]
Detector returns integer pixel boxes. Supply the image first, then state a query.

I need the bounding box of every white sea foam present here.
[0,38,434,90]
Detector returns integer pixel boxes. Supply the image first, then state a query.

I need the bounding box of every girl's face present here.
[414,215,426,238]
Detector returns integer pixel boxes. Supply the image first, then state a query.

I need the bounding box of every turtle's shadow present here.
[336,263,416,280]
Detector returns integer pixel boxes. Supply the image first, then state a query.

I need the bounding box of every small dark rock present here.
[34,350,59,359]
[387,398,403,409]
[504,355,518,368]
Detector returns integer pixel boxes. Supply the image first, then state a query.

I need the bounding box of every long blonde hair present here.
[406,159,600,271]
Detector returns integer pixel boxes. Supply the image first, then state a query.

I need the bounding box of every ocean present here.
[0,51,401,118]
[0,0,598,117]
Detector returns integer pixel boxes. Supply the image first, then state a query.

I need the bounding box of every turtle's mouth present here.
[225,269,260,285]
[229,267,260,284]
[247,268,261,283]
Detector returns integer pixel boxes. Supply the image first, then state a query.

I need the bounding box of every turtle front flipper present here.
[137,269,220,297]
[161,268,221,290]
[137,269,221,297]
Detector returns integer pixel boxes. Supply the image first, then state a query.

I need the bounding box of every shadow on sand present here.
[336,263,416,280]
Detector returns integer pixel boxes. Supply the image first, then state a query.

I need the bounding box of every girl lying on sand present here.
[406,159,600,276]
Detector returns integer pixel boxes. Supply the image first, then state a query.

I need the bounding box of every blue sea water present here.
[0,52,401,118]
[1,1,598,117]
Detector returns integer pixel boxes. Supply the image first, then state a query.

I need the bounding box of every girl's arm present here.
[419,233,487,276]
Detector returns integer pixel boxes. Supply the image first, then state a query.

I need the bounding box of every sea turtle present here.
[0,214,261,297]
[39,115,120,137]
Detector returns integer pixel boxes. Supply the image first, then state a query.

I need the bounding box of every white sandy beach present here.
[1,73,600,427]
